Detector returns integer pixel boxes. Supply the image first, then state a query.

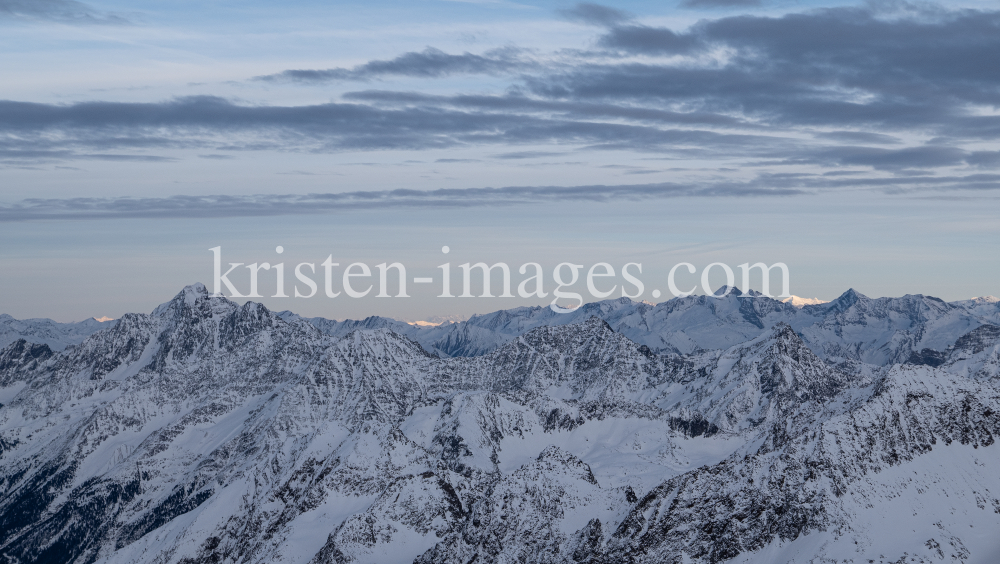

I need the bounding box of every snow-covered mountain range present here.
[0,314,116,351]
[2,284,1000,563]
[277,286,1000,365]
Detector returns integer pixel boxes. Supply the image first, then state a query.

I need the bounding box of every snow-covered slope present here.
[2,284,1000,563]
[935,324,1000,380]
[952,295,1000,325]
[597,361,1000,564]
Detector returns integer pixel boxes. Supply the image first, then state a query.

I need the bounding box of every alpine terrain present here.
[2,284,1000,563]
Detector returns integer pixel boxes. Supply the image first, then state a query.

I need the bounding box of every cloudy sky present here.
[2,0,998,321]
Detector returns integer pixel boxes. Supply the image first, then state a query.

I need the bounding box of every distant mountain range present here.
[0,314,114,351]
[2,284,1000,563]
[277,286,999,366]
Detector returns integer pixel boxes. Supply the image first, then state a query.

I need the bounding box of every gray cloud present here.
[254,47,532,83]
[528,4,1000,137]
[681,0,761,8]
[342,90,754,128]
[6,168,1000,222]
[813,131,902,145]
[2,94,995,179]
[493,151,567,159]
[558,3,632,27]
[967,151,1000,168]
[0,181,806,221]
[3,3,999,191]
[0,96,801,161]
[243,3,1000,148]
[597,26,701,54]
[803,145,970,171]
[81,154,177,162]
[0,0,126,23]
[792,172,1000,192]
[766,145,1000,172]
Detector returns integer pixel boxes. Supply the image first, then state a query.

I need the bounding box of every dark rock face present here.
[937,323,1000,380]
[0,339,52,384]
[3,285,1000,564]
[668,415,719,438]
[907,348,948,367]
[952,323,1000,355]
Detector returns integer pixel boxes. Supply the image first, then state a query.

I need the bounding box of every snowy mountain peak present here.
[721,322,850,421]
[185,281,208,295]
[176,281,210,306]
[762,320,798,342]
[509,316,621,357]
[743,322,831,377]
[713,285,743,297]
[828,287,867,311]
[781,295,829,308]
[152,281,237,321]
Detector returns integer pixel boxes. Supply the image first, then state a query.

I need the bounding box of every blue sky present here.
[2,0,999,321]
